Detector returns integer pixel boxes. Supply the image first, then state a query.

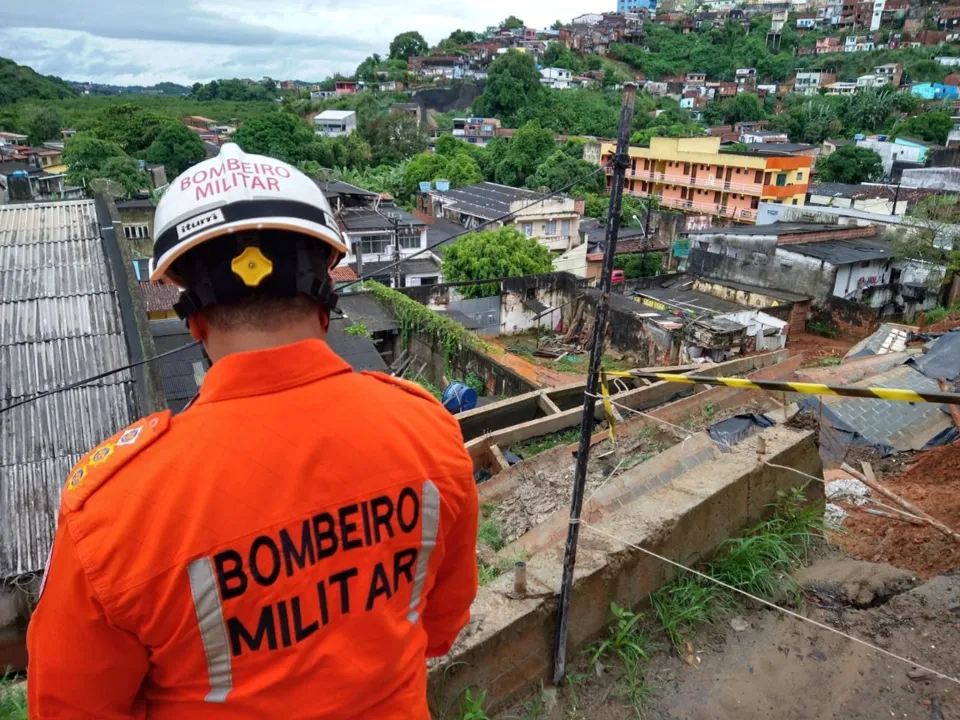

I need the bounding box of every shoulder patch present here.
[62,410,172,513]
[362,371,445,407]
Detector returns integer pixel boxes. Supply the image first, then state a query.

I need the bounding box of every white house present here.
[314,110,357,137]
[310,90,337,100]
[540,67,573,89]
[337,205,442,288]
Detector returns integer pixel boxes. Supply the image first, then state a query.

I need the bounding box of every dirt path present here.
[497,553,960,720]
[484,337,585,388]
[787,332,857,366]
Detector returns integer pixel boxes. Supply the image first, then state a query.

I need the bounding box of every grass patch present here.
[588,603,657,717]
[0,671,27,720]
[924,303,960,325]
[509,427,580,459]
[652,487,823,648]
[478,503,505,551]
[820,357,842,367]
[651,575,725,649]
[478,550,527,587]
[458,688,492,720]
[807,320,840,339]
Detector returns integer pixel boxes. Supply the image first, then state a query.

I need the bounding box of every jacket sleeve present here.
[27,520,149,720]
[422,466,479,658]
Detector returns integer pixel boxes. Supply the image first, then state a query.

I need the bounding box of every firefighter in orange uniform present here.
[27,143,479,719]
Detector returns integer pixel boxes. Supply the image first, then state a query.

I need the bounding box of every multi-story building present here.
[599,136,814,224]
[540,67,573,89]
[844,34,876,51]
[825,81,858,95]
[794,69,837,94]
[735,67,758,92]
[452,117,501,146]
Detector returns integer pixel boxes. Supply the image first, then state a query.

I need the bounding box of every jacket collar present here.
[194,338,352,406]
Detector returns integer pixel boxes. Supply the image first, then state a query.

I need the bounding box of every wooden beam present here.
[538,393,563,416]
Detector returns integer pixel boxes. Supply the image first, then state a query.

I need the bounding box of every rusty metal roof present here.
[0,200,139,579]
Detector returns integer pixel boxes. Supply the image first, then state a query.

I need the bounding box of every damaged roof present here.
[635,285,746,315]
[432,182,562,221]
[0,200,140,579]
[781,237,894,264]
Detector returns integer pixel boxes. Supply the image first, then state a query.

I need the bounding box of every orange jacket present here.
[27,339,478,719]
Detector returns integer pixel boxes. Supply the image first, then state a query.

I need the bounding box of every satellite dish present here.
[88,177,127,198]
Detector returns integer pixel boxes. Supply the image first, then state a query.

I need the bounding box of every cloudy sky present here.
[0,1,612,86]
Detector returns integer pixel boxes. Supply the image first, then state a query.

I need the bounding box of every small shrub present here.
[0,671,27,720]
[345,322,371,339]
[651,575,724,649]
[807,320,840,339]
[459,688,491,720]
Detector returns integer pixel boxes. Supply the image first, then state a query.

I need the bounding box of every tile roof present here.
[338,206,424,232]
[150,320,208,413]
[331,266,359,283]
[0,200,139,579]
[138,282,181,312]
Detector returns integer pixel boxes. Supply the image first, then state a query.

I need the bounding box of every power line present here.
[0,341,202,416]
[335,160,615,295]
[3,162,614,415]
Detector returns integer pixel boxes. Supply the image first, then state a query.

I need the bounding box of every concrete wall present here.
[408,332,538,397]
[831,258,891,300]
[429,428,824,711]
[689,247,837,305]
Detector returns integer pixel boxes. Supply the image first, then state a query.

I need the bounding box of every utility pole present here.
[387,212,402,289]
[552,82,637,686]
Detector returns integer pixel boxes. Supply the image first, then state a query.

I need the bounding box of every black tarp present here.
[709,413,775,448]
[907,330,960,382]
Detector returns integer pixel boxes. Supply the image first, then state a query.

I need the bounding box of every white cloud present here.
[0,0,612,85]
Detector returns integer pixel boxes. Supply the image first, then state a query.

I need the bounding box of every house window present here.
[359,235,390,255]
[399,229,421,250]
[123,224,150,239]
[683,163,691,174]
[521,223,534,237]
[860,260,870,268]
[545,220,557,235]
[776,173,787,186]
[561,219,571,237]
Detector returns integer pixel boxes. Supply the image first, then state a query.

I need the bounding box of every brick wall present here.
[811,296,880,338]
[789,299,810,335]
[777,225,878,245]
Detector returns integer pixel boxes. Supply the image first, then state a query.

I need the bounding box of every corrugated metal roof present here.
[0,200,139,578]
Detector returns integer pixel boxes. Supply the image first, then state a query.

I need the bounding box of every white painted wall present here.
[722,310,788,350]
[831,259,890,298]
[554,242,588,277]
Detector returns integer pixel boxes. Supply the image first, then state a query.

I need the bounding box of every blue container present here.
[435,179,450,191]
[419,181,432,192]
[441,382,478,414]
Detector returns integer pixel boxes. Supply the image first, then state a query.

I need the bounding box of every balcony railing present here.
[605,165,764,195]
[622,186,758,221]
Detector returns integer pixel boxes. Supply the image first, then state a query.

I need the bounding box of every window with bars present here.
[521,223,533,237]
[358,235,391,255]
[399,228,421,249]
[545,220,557,236]
[123,224,150,239]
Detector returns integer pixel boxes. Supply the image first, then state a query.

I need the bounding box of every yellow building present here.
[600,137,813,224]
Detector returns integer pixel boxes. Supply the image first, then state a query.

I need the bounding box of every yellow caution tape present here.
[602,370,960,405]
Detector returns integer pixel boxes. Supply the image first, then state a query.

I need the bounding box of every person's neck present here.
[203,327,326,364]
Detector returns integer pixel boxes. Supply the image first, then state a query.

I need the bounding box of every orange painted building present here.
[601,137,813,224]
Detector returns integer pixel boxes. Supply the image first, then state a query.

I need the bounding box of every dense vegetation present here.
[0,57,75,104]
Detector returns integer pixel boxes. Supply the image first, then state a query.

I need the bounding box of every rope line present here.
[577,520,960,687]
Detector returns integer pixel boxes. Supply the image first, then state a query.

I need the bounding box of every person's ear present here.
[188,312,209,342]
[319,309,330,333]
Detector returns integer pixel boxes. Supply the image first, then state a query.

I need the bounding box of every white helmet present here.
[150,143,348,286]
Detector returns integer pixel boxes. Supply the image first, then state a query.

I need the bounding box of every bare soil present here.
[833,442,960,580]
[675,400,769,433]
[492,428,678,544]
[496,553,960,720]
[787,332,858,368]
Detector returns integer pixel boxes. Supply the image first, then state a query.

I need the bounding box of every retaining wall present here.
[428,428,824,711]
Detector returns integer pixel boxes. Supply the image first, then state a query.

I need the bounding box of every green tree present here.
[22,105,62,145]
[144,122,206,176]
[389,31,429,61]
[472,51,544,123]
[551,20,565,30]
[494,120,555,186]
[441,227,553,297]
[443,29,478,46]
[63,134,127,189]
[402,151,482,200]
[720,93,765,124]
[90,103,168,155]
[892,110,955,145]
[541,44,584,74]
[232,112,315,164]
[524,149,605,194]
[500,16,525,30]
[615,252,662,278]
[815,146,883,183]
[0,57,75,104]
[97,155,152,198]
[362,113,426,166]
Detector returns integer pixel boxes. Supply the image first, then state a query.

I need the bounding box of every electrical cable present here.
[334,159,615,295]
[4,161,614,414]
[0,341,202,416]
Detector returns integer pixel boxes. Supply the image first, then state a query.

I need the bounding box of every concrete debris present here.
[907,667,931,680]
[826,478,871,505]
[729,616,750,632]
[825,503,848,531]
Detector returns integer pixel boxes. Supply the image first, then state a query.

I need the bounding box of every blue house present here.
[909,82,960,101]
